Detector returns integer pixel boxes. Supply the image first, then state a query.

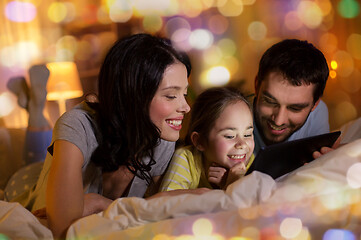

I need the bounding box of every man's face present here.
[254,72,319,145]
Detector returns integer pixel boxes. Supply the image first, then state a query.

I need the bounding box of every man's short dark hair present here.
[256,39,329,103]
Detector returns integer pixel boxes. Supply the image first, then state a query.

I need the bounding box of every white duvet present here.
[1,121,360,240]
[67,138,361,239]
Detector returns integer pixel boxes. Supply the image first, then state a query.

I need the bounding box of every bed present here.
[1,118,361,240]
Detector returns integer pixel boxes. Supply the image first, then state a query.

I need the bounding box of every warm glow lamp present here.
[46,62,83,115]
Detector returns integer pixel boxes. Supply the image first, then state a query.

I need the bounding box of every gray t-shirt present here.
[26,102,175,211]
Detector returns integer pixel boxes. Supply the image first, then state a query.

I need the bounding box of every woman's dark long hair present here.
[90,33,191,184]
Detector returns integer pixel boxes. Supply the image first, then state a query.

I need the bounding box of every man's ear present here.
[191,132,205,151]
[311,98,321,112]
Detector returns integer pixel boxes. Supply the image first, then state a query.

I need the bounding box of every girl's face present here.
[202,101,255,169]
[149,62,190,142]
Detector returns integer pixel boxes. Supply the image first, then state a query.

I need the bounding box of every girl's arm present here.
[46,140,112,238]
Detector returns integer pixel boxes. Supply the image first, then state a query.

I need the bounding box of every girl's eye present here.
[224,135,235,139]
[244,134,253,138]
[166,95,176,99]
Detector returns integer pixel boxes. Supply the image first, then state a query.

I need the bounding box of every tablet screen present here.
[245,131,341,179]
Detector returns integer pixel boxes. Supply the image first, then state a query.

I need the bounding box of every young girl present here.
[160,87,255,191]
[15,33,195,238]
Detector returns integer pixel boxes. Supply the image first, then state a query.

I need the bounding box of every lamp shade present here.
[46,62,83,101]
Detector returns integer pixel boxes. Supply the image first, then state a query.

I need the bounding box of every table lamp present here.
[46,62,83,115]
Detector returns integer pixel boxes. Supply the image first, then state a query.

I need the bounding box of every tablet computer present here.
[245,131,341,179]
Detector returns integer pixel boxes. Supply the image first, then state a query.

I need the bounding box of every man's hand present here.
[208,163,228,188]
[312,135,341,159]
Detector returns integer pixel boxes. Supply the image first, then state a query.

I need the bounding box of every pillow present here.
[4,162,43,202]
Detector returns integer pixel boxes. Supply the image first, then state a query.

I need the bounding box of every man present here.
[253,39,333,157]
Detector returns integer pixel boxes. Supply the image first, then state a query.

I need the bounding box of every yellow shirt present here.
[160,146,255,191]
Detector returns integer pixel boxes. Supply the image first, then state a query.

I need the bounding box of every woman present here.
[27,33,195,237]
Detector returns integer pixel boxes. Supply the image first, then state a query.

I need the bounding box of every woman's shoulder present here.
[152,139,176,162]
[55,102,96,128]
[52,101,98,142]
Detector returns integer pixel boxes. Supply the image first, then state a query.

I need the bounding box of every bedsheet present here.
[67,138,361,239]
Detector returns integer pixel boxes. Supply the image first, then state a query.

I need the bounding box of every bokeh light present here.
[293,228,311,240]
[62,2,76,23]
[5,1,37,22]
[221,56,239,75]
[346,33,361,60]
[280,218,303,238]
[346,163,361,188]
[332,51,354,78]
[81,4,98,24]
[248,21,267,41]
[189,29,214,50]
[0,233,9,240]
[330,60,338,70]
[170,28,192,51]
[0,46,17,68]
[217,0,244,17]
[0,41,39,68]
[333,101,358,128]
[205,66,230,87]
[319,33,338,54]
[317,0,333,16]
[329,70,336,79]
[165,17,191,36]
[0,92,16,117]
[284,11,303,31]
[48,2,67,23]
[97,5,113,24]
[217,38,237,56]
[243,0,256,5]
[56,35,78,55]
[208,14,229,35]
[337,0,360,19]
[152,233,170,240]
[109,0,133,22]
[133,0,172,15]
[240,226,260,239]
[179,0,204,18]
[323,229,356,240]
[297,1,323,29]
[192,218,213,237]
[203,46,223,66]
[143,15,163,33]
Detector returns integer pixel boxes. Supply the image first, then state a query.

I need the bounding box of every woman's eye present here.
[244,134,253,138]
[166,95,176,99]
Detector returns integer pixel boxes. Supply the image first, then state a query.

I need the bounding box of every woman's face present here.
[149,62,191,142]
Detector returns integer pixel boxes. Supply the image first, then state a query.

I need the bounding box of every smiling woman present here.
[9,33,197,238]
[150,62,190,142]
